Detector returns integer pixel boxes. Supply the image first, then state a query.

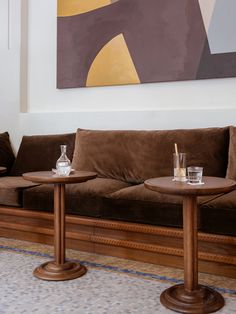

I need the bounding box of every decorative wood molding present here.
[1,207,235,244]
[91,234,184,256]
[0,206,235,277]
[0,221,53,236]
[1,207,236,246]
[0,207,53,220]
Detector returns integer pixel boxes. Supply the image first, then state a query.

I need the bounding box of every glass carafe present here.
[56,145,71,176]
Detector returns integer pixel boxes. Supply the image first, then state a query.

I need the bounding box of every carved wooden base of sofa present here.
[0,207,235,279]
[160,284,224,314]
[33,260,87,281]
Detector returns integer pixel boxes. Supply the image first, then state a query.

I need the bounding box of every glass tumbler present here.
[173,153,187,182]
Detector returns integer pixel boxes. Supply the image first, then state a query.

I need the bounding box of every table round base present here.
[160,284,224,314]
[33,261,87,281]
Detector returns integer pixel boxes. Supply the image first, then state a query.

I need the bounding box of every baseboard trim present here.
[0,206,235,278]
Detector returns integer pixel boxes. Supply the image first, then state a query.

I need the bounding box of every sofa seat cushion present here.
[200,190,236,236]
[0,177,39,207]
[72,128,229,184]
[102,184,217,227]
[23,178,131,217]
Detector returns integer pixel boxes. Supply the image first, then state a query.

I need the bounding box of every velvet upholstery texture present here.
[72,128,229,183]
[0,177,39,207]
[23,178,131,217]
[11,133,75,176]
[226,126,236,180]
[102,184,220,228]
[200,190,236,236]
[0,132,15,174]
[3,127,234,237]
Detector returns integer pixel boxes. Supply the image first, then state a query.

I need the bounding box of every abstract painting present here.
[57,0,236,88]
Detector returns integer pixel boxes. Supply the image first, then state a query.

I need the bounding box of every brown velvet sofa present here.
[0,127,236,278]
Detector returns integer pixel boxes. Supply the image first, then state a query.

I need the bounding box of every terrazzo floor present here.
[0,237,236,314]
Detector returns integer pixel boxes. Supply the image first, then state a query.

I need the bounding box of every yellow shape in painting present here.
[86,34,140,87]
[58,0,112,17]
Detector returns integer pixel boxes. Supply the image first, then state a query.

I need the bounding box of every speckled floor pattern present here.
[0,237,236,314]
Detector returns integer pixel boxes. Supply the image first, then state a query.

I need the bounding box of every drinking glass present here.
[173,153,187,182]
[187,166,203,184]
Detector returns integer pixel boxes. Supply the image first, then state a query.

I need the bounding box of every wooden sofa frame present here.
[0,206,235,278]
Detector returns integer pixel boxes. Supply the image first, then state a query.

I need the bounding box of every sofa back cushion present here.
[10,133,75,176]
[0,132,15,174]
[226,126,236,180]
[72,128,229,183]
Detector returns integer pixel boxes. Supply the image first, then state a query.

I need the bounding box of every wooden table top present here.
[23,170,97,184]
[144,176,236,196]
[0,166,7,174]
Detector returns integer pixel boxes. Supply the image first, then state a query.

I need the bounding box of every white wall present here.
[0,0,21,152]
[1,0,236,151]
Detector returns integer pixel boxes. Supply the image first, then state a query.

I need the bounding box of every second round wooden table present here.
[145,176,236,314]
[23,170,96,281]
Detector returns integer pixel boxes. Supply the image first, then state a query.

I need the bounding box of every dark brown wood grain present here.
[145,176,236,196]
[23,171,96,281]
[23,170,96,184]
[0,207,236,278]
[145,176,236,313]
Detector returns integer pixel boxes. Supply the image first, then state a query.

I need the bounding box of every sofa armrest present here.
[0,132,15,175]
[0,166,7,176]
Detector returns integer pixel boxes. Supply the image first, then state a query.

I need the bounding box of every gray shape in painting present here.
[207,0,236,54]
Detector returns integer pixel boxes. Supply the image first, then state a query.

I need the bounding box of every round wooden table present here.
[0,166,7,174]
[23,170,97,281]
[144,176,236,314]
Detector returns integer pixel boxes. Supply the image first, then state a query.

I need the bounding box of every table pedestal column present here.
[160,196,224,313]
[33,184,87,281]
